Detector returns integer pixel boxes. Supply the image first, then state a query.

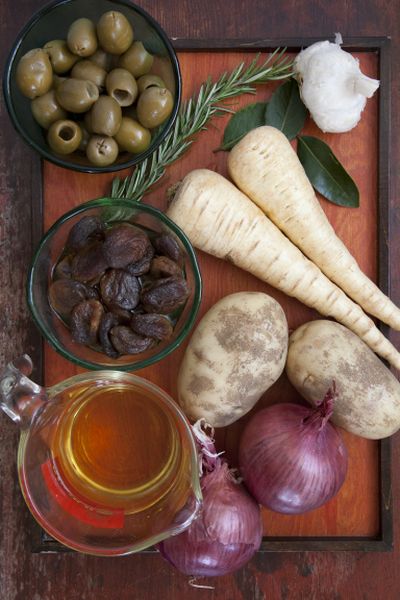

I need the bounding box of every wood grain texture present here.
[1,1,400,599]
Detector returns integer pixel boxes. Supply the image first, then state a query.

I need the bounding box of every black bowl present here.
[3,0,181,173]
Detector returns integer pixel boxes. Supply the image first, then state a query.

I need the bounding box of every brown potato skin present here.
[177,292,288,428]
[286,320,400,439]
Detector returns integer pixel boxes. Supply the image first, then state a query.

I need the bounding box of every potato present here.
[286,320,400,439]
[177,292,288,427]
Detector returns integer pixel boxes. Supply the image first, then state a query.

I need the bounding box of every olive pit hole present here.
[59,126,75,141]
[113,89,132,104]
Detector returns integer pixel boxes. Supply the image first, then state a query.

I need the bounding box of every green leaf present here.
[265,79,307,140]
[297,136,360,208]
[219,102,267,150]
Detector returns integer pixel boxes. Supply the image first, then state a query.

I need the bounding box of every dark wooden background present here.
[1,1,399,598]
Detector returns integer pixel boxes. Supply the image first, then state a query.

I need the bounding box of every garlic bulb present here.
[294,36,380,133]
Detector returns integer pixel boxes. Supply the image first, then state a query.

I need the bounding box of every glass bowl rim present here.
[27,198,202,371]
[2,0,182,174]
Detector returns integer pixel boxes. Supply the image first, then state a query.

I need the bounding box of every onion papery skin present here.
[157,462,263,577]
[239,402,348,514]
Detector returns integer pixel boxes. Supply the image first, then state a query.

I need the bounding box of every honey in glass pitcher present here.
[0,359,201,556]
[50,381,189,514]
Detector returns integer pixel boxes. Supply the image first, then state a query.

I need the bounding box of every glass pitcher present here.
[0,355,202,556]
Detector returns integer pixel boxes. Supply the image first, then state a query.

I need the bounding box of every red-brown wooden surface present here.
[43,51,379,538]
[2,1,400,598]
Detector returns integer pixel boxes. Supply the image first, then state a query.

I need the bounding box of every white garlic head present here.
[294,38,380,133]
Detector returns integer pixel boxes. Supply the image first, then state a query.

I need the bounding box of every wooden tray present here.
[29,38,392,552]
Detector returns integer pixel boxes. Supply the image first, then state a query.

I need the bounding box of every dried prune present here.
[99,312,120,358]
[49,279,95,318]
[66,216,104,251]
[103,224,151,269]
[110,326,154,355]
[141,277,189,314]
[71,240,108,283]
[86,286,99,300]
[100,269,140,310]
[131,304,145,315]
[130,313,173,341]
[50,217,190,359]
[70,299,104,345]
[153,234,181,263]
[150,256,182,278]
[124,243,154,276]
[110,307,132,322]
[54,254,73,279]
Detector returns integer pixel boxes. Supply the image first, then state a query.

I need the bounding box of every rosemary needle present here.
[111,49,293,202]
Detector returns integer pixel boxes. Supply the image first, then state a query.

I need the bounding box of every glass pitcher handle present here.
[0,355,48,428]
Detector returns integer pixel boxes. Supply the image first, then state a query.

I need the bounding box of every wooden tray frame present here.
[29,37,393,553]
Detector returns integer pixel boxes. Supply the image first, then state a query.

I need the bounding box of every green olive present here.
[77,124,91,151]
[97,11,134,55]
[84,109,94,133]
[52,74,67,90]
[106,68,138,107]
[43,40,79,74]
[137,74,166,93]
[67,18,98,57]
[89,95,122,136]
[114,117,151,154]
[136,87,174,129]
[118,41,153,78]
[16,49,53,99]
[86,135,119,166]
[31,90,67,129]
[47,120,82,154]
[121,104,138,122]
[71,60,107,90]
[90,48,114,71]
[56,78,99,113]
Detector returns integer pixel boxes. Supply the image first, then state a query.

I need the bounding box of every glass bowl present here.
[27,198,202,370]
[3,0,181,173]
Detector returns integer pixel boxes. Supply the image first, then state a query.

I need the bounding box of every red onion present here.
[157,421,263,577]
[239,385,348,514]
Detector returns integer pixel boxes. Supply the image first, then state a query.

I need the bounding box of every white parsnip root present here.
[228,126,400,331]
[167,169,400,370]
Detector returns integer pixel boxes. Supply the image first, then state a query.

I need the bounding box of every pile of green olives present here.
[16,11,175,167]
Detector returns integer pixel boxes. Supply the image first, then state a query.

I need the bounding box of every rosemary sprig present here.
[111,49,293,201]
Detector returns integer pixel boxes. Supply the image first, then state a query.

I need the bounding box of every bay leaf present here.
[297,135,359,208]
[265,79,307,140]
[219,102,267,150]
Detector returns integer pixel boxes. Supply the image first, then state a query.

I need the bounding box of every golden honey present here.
[12,366,200,554]
[48,382,191,514]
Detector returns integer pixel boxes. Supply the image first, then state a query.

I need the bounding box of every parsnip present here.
[228,125,400,330]
[167,169,400,370]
